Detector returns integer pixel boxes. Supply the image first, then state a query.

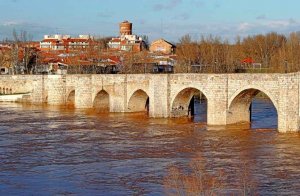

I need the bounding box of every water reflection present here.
[0,99,299,195]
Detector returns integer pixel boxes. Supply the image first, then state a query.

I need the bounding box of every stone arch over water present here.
[128,89,149,113]
[93,90,110,112]
[227,88,278,128]
[171,87,208,121]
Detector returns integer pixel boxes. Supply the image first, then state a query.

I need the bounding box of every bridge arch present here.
[66,90,75,107]
[93,90,110,112]
[171,87,208,119]
[227,87,278,127]
[128,89,149,112]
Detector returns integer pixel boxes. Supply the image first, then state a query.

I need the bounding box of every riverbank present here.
[0,93,31,102]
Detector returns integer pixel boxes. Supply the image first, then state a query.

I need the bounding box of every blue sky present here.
[0,0,300,42]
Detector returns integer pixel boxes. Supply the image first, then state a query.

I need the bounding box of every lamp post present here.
[214,60,217,73]
[285,60,288,73]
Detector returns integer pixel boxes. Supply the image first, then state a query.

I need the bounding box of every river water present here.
[0,99,299,195]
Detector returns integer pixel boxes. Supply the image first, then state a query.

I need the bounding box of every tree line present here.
[2,31,300,74]
[175,32,300,73]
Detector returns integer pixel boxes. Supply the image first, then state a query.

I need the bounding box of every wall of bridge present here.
[0,75,34,95]
[225,73,299,132]
[1,73,300,132]
[0,75,48,103]
[168,74,228,125]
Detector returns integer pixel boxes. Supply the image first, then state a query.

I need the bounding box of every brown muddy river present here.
[0,99,299,195]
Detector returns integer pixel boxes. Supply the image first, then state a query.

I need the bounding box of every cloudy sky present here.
[0,0,300,42]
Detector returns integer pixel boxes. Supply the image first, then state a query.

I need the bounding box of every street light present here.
[214,60,217,73]
[285,60,288,73]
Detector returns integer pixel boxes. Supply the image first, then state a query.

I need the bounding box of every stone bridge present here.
[0,73,299,133]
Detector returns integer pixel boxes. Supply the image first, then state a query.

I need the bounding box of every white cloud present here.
[238,22,254,32]
[2,20,22,26]
[265,20,291,28]
[143,18,300,43]
[236,19,300,35]
[0,21,56,40]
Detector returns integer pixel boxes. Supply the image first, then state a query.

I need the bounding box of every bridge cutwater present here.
[0,73,299,133]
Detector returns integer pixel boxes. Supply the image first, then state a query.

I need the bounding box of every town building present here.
[40,34,92,51]
[149,39,176,54]
[108,21,146,52]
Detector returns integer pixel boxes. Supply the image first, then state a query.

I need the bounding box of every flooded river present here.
[0,99,299,195]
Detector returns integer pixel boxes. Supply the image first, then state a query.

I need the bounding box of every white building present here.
[40,34,92,51]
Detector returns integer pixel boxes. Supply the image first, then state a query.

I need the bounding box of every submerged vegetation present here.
[164,141,258,195]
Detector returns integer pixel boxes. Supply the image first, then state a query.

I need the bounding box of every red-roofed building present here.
[241,57,254,64]
[40,34,92,51]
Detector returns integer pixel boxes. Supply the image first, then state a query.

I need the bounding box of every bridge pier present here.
[47,75,66,105]
[207,100,228,126]
[31,75,48,104]
[277,74,300,132]
[149,75,169,118]
[206,76,228,126]
[75,75,93,108]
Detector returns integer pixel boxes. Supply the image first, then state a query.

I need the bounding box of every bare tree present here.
[175,32,300,73]
[11,29,34,74]
[176,34,200,73]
